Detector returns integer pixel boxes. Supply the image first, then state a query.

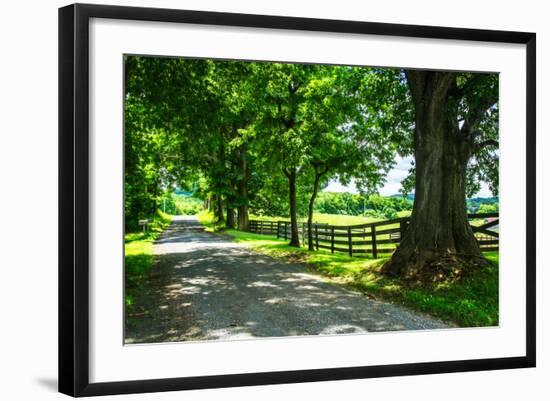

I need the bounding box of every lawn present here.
[224,229,499,328]
[250,211,411,226]
[125,210,172,310]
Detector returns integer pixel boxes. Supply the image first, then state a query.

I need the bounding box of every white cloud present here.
[323,155,495,198]
[378,156,413,196]
[324,179,359,194]
[475,181,493,198]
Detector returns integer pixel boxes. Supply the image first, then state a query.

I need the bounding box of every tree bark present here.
[307,166,328,251]
[215,193,224,222]
[286,168,301,247]
[382,71,488,277]
[226,205,236,229]
[150,179,160,215]
[237,150,250,231]
[207,195,214,212]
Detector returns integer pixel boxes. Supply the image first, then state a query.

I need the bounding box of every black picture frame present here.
[59,3,536,397]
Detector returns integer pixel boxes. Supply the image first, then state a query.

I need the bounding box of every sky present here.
[324,155,494,198]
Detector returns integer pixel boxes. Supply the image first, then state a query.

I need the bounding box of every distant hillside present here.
[174,189,195,197]
[389,193,498,213]
[467,196,499,212]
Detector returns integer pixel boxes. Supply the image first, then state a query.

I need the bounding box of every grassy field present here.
[224,229,499,328]
[124,210,172,310]
[250,211,411,226]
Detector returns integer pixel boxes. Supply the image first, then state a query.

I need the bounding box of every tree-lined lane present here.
[125,216,448,344]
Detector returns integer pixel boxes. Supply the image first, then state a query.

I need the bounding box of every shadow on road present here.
[125,216,447,344]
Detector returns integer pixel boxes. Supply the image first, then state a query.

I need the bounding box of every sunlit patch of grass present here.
[196,209,226,232]
[249,211,412,226]
[151,209,172,231]
[249,214,292,222]
[310,213,383,226]
[125,240,153,308]
[124,210,172,309]
[249,213,383,226]
[223,229,499,327]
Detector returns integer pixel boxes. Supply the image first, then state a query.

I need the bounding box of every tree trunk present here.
[382,71,488,278]
[207,195,214,212]
[237,150,250,231]
[237,205,248,230]
[286,168,300,247]
[215,193,224,222]
[226,205,236,229]
[307,167,326,251]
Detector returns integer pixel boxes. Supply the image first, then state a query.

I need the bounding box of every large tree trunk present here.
[207,195,215,212]
[237,150,250,231]
[226,205,236,229]
[286,168,301,247]
[382,71,488,278]
[237,202,249,231]
[215,193,224,222]
[307,167,327,251]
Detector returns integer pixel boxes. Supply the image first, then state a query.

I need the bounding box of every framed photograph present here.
[59,3,536,397]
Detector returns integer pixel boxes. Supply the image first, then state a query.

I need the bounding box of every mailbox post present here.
[139,219,151,233]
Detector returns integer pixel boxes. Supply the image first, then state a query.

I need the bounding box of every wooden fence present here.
[248,213,499,257]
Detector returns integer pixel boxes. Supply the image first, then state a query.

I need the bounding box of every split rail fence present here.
[248,213,499,258]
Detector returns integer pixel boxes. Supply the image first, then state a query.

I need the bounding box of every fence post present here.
[331,227,335,254]
[348,227,353,257]
[371,225,377,258]
[284,222,288,240]
[276,221,281,238]
[260,221,263,235]
[315,225,319,250]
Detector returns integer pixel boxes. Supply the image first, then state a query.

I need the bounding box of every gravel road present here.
[125,216,448,344]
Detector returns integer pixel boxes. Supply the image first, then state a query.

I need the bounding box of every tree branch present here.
[449,74,485,99]
[474,139,499,153]
[288,81,300,94]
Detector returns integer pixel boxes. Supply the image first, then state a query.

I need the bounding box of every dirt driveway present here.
[125,216,448,344]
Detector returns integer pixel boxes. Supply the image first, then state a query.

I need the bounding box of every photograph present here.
[123,56,500,345]
[0,0,543,398]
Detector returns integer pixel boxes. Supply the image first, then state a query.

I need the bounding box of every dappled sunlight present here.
[264,297,288,305]
[247,281,281,289]
[154,237,244,256]
[320,325,369,335]
[125,216,449,345]
[295,284,322,291]
[279,273,326,284]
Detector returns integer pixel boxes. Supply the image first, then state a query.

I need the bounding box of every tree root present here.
[382,249,492,285]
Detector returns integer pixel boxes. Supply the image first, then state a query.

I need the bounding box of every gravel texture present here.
[125,216,448,344]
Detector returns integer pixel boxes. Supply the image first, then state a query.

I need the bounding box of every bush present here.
[158,193,203,215]
[382,207,397,219]
[477,203,499,214]
[196,209,225,232]
[314,192,412,217]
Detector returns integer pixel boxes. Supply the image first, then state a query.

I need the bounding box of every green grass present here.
[250,212,404,226]
[196,209,226,232]
[224,229,498,328]
[125,210,173,309]
[250,211,411,226]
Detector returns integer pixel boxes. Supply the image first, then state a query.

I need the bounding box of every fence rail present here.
[248,213,499,257]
